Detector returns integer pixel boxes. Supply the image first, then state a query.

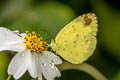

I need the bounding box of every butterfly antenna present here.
[41,29,52,41]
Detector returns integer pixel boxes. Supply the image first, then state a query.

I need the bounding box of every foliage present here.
[0,0,120,80]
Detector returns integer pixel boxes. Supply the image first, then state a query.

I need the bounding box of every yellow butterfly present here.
[51,13,98,64]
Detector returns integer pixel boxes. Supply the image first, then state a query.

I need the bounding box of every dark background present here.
[0,0,120,80]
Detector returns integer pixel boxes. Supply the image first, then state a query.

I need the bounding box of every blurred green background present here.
[0,0,120,80]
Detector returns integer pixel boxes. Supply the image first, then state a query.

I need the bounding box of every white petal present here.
[0,27,24,43]
[0,42,26,52]
[38,75,42,80]
[0,27,25,52]
[13,30,19,35]
[13,30,26,38]
[35,53,43,79]
[28,53,37,78]
[43,51,62,65]
[19,33,26,38]
[38,51,62,80]
[8,49,31,79]
[28,53,43,79]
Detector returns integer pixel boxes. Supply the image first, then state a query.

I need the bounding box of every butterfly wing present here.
[51,13,98,64]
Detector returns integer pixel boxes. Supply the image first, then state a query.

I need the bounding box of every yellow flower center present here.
[24,31,47,53]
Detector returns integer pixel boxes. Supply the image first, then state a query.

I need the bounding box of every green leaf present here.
[10,1,76,43]
[0,52,9,80]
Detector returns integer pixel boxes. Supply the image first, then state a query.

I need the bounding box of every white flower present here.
[0,27,62,80]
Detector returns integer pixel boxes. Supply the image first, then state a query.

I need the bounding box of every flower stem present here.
[7,75,12,80]
[58,61,108,80]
